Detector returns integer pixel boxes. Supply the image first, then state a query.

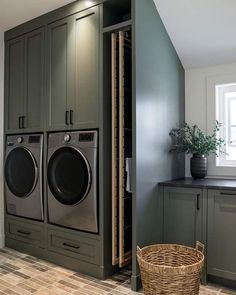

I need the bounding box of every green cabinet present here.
[47,6,99,131]
[5,28,45,133]
[163,186,204,247]
[207,189,236,281]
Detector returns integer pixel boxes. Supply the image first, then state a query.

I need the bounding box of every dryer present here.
[5,134,44,220]
[47,130,98,233]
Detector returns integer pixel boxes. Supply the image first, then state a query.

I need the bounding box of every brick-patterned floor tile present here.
[0,247,235,294]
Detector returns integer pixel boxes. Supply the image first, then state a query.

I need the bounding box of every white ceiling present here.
[154,0,236,69]
[0,0,75,31]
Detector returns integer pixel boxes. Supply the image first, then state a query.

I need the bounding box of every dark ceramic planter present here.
[190,154,207,179]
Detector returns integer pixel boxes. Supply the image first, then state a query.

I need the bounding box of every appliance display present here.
[47,130,98,233]
[5,134,44,220]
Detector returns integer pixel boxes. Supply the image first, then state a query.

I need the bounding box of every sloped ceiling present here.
[0,0,75,31]
[154,0,236,69]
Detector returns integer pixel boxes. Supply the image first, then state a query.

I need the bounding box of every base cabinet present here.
[162,183,236,286]
[163,187,204,247]
[5,216,104,279]
[207,189,236,281]
[5,217,45,249]
[47,228,100,265]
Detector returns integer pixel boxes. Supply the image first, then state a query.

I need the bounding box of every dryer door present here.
[47,147,91,205]
[5,147,38,198]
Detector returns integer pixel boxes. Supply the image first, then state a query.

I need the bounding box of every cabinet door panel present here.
[5,38,24,132]
[208,190,236,280]
[47,19,72,130]
[71,7,99,129]
[25,28,44,130]
[163,187,203,247]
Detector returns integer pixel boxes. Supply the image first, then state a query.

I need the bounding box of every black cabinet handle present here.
[65,111,69,125]
[22,116,25,129]
[17,230,31,236]
[63,242,80,249]
[197,194,200,210]
[220,192,236,196]
[18,117,21,129]
[70,110,73,125]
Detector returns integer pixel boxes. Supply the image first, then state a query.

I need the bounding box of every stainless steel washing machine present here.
[5,134,44,220]
[47,130,98,233]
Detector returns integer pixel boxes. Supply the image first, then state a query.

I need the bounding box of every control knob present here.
[17,137,23,144]
[64,134,71,142]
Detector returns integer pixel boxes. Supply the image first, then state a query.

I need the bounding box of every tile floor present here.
[0,247,235,294]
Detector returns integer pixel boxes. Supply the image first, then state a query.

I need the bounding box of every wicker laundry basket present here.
[137,242,204,295]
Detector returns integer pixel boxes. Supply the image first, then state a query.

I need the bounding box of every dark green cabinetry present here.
[5,217,45,249]
[163,187,203,247]
[47,6,99,131]
[5,36,24,132]
[47,228,100,265]
[207,189,236,281]
[5,28,45,133]
[4,0,104,282]
[162,179,236,287]
[47,17,71,130]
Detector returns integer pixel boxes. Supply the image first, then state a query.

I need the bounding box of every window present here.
[216,83,236,167]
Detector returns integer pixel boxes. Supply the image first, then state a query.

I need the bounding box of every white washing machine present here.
[47,130,98,233]
[5,134,44,220]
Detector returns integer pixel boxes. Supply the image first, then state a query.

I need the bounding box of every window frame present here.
[207,74,236,176]
[216,84,236,167]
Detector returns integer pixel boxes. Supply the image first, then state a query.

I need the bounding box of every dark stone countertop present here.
[159,178,236,190]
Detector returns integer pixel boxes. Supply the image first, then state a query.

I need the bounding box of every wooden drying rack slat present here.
[111,32,119,266]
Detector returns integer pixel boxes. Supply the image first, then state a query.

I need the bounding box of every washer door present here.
[47,147,91,206]
[5,147,38,198]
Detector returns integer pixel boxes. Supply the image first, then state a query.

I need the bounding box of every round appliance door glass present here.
[47,147,91,205]
[5,147,38,198]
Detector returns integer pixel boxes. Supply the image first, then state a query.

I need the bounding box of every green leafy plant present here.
[169,121,226,156]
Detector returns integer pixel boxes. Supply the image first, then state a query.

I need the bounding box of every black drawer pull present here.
[65,111,69,125]
[197,194,200,210]
[70,110,73,125]
[63,242,80,249]
[220,192,236,196]
[17,230,31,236]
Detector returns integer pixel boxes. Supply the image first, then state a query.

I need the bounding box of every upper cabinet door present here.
[47,18,73,131]
[70,6,100,129]
[24,28,45,131]
[5,28,45,133]
[5,37,25,133]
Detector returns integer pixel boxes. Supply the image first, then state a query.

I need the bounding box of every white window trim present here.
[207,74,236,177]
[216,86,236,167]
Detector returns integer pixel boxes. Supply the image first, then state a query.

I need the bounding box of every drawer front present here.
[47,229,100,265]
[6,219,44,247]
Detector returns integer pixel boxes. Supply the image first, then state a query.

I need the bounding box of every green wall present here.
[132,0,185,289]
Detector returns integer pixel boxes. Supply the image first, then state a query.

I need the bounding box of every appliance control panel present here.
[79,133,94,142]
[6,134,43,147]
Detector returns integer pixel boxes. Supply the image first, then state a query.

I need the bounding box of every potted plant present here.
[169,121,225,179]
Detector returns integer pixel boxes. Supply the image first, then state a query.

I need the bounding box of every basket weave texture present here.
[137,244,204,295]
